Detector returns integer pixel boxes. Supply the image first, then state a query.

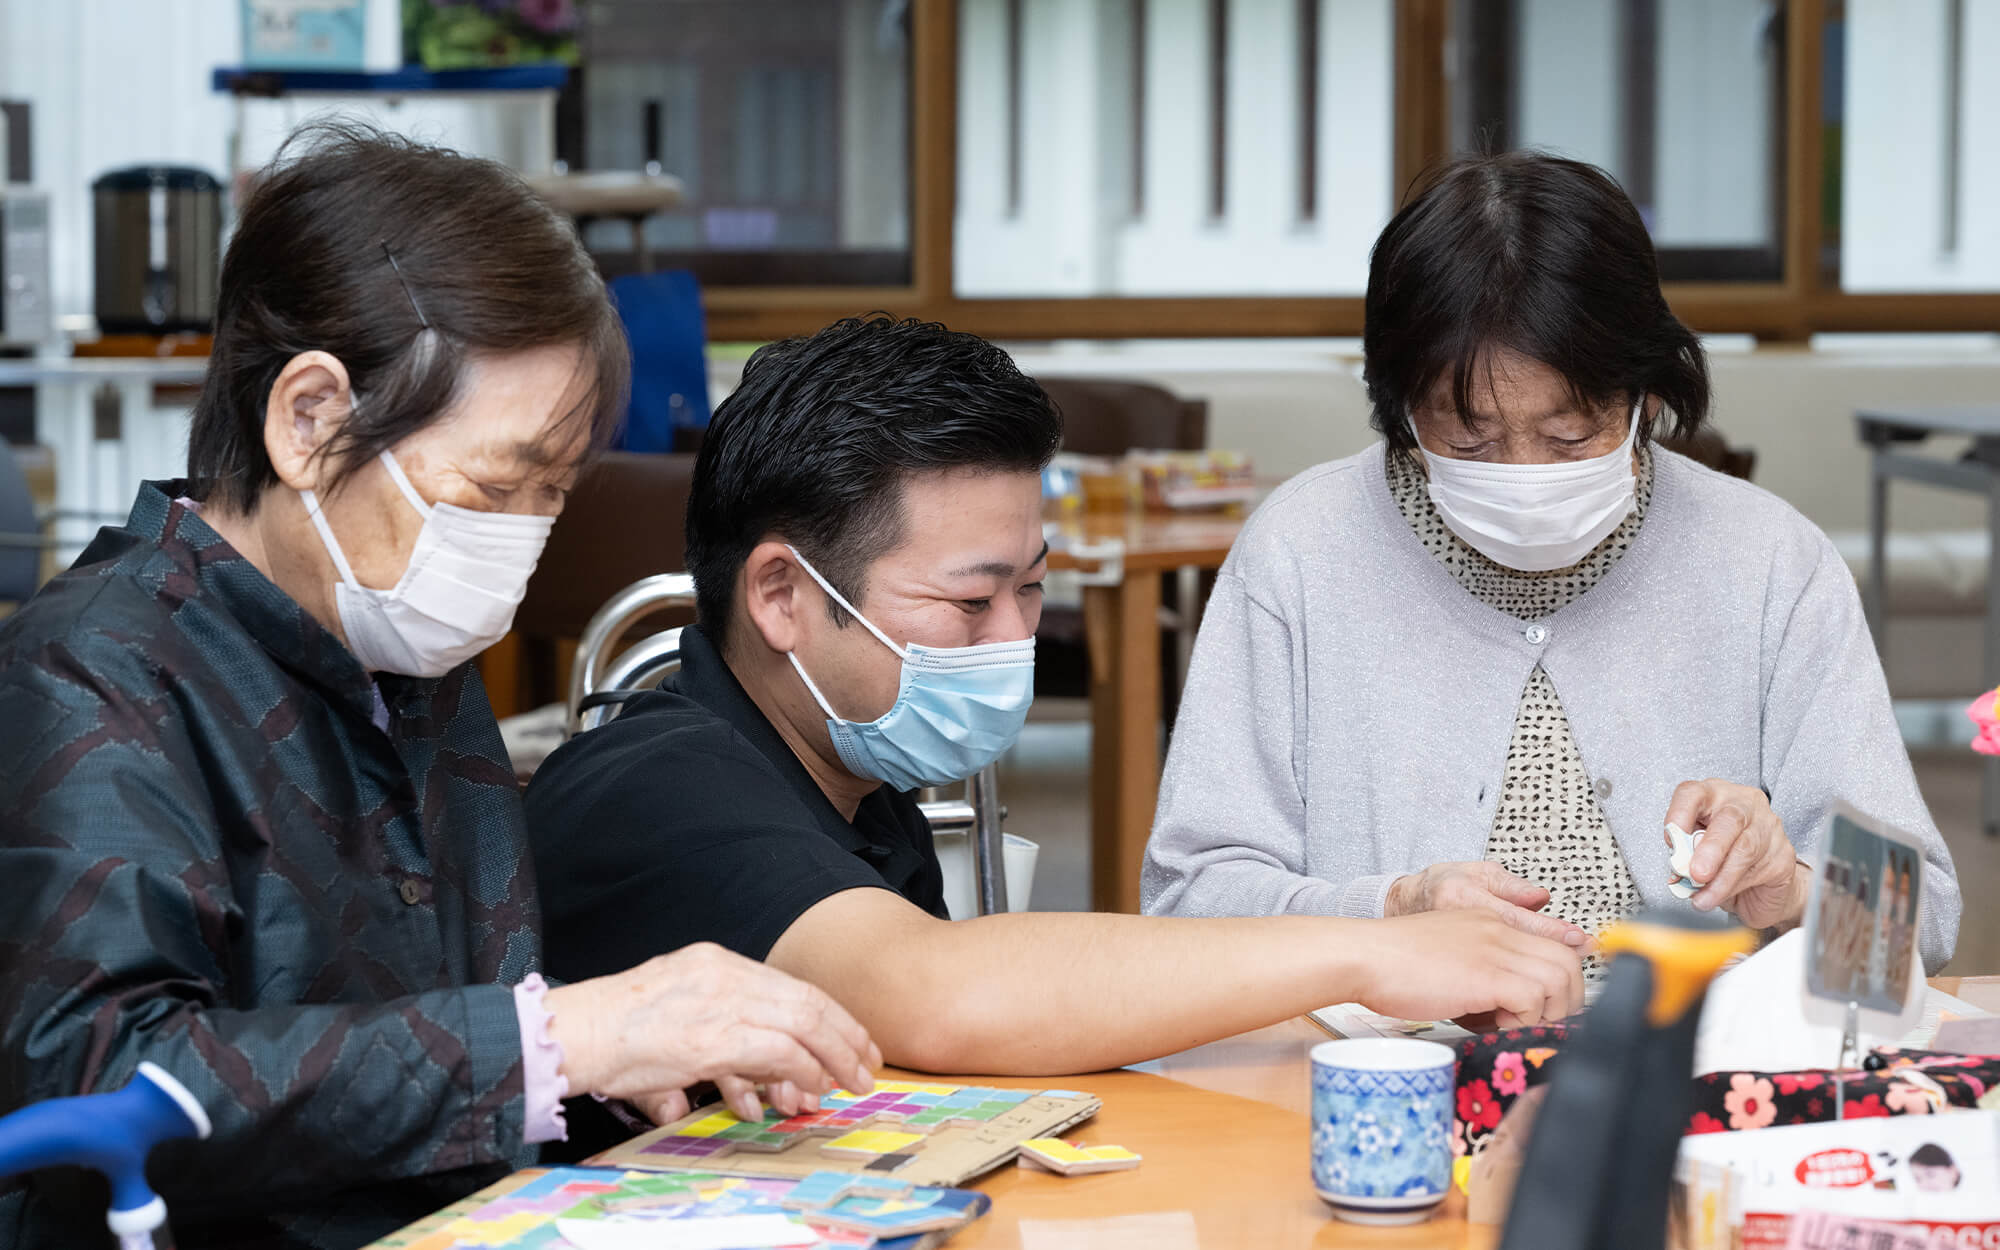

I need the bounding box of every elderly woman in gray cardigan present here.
[1142,152,1961,974]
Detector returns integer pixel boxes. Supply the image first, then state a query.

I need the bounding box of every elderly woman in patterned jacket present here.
[1143,151,1961,978]
[0,125,875,1250]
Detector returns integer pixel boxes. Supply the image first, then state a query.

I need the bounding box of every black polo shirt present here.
[526,623,948,987]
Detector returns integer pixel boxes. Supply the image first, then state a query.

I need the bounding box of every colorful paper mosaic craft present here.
[368,1164,991,1250]
[592,1083,1103,1188]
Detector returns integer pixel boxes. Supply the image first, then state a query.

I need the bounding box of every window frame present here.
[696,0,2000,343]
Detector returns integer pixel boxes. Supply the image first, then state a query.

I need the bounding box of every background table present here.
[0,355,207,562]
[1047,510,1246,913]
[1857,405,2000,835]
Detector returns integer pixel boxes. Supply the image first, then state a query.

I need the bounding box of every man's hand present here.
[547,943,882,1125]
[1386,861,1591,948]
[1350,910,1586,1027]
[1663,780,1807,930]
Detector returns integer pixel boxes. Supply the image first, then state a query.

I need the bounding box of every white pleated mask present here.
[302,450,553,676]
[1415,399,1642,572]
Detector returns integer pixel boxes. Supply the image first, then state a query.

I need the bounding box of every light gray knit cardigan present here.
[1141,443,1962,972]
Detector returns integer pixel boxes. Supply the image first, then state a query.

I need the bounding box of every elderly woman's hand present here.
[1663,779,1810,930]
[1386,861,1592,948]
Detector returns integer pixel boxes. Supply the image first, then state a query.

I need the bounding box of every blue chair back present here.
[610,270,711,453]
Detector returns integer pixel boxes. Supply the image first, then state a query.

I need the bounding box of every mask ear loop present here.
[374,450,434,518]
[300,490,365,591]
[783,544,907,659]
[787,652,846,722]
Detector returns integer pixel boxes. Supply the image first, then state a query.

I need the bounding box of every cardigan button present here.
[1524,624,1548,645]
[1594,777,1613,799]
[399,879,423,906]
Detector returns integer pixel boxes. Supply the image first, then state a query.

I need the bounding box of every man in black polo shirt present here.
[527,316,1583,1125]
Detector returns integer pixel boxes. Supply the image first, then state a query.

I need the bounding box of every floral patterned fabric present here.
[1451,1026,2000,1160]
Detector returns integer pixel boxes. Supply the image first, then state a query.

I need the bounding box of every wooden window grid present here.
[698,0,2000,344]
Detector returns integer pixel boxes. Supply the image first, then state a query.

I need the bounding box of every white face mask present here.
[301,450,554,676]
[1414,400,1642,572]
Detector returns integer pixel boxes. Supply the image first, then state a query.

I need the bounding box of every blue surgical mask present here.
[784,545,1035,791]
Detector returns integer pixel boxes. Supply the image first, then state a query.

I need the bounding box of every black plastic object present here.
[1498,909,1746,1250]
[91,166,223,335]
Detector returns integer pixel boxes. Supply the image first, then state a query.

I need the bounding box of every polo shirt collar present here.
[672,623,900,856]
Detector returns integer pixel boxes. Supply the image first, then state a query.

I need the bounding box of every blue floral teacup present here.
[1309,1038,1457,1224]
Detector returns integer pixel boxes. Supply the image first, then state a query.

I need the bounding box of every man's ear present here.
[264,351,355,494]
[739,539,810,656]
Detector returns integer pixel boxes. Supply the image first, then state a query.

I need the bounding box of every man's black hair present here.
[685,314,1063,646]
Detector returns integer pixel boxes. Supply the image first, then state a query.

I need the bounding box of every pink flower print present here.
[1843,1093,1890,1119]
[1686,1111,1728,1135]
[1491,1051,1528,1097]
[1773,1072,1825,1096]
[1723,1074,1777,1131]
[1451,1119,1467,1157]
[1883,1079,1935,1115]
[1458,1079,1501,1132]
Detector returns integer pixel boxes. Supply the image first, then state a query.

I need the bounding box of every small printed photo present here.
[1908,1143,1962,1193]
[1804,811,1923,1014]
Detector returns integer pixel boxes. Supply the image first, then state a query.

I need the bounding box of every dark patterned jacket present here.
[0,483,539,1249]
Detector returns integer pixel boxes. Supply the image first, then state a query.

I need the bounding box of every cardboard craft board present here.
[589,1082,1103,1188]
[368,1164,991,1250]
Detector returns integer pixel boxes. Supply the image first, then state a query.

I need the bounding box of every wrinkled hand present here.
[1352,910,1586,1027]
[1386,861,1591,948]
[548,943,882,1125]
[1663,779,1808,930]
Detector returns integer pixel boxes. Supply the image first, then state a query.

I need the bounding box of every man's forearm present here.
[876,911,1370,1074]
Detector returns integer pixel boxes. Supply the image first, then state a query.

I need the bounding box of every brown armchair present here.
[481,451,698,718]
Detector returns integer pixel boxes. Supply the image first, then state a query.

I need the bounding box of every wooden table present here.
[944,1016,1492,1250]
[372,978,2000,1249]
[1047,510,1247,913]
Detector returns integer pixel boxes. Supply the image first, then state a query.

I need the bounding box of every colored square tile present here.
[822,1129,926,1158]
[675,1113,741,1139]
[734,1132,796,1152]
[640,1136,731,1159]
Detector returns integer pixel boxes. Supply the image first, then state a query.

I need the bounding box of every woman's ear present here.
[739,540,808,657]
[264,351,354,494]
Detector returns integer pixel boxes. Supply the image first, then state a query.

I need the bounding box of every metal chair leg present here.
[967,764,1009,916]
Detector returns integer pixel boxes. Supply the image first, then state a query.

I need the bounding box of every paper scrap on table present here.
[1310,1003,1476,1042]
[1019,1210,1200,1250]
[553,1213,819,1250]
